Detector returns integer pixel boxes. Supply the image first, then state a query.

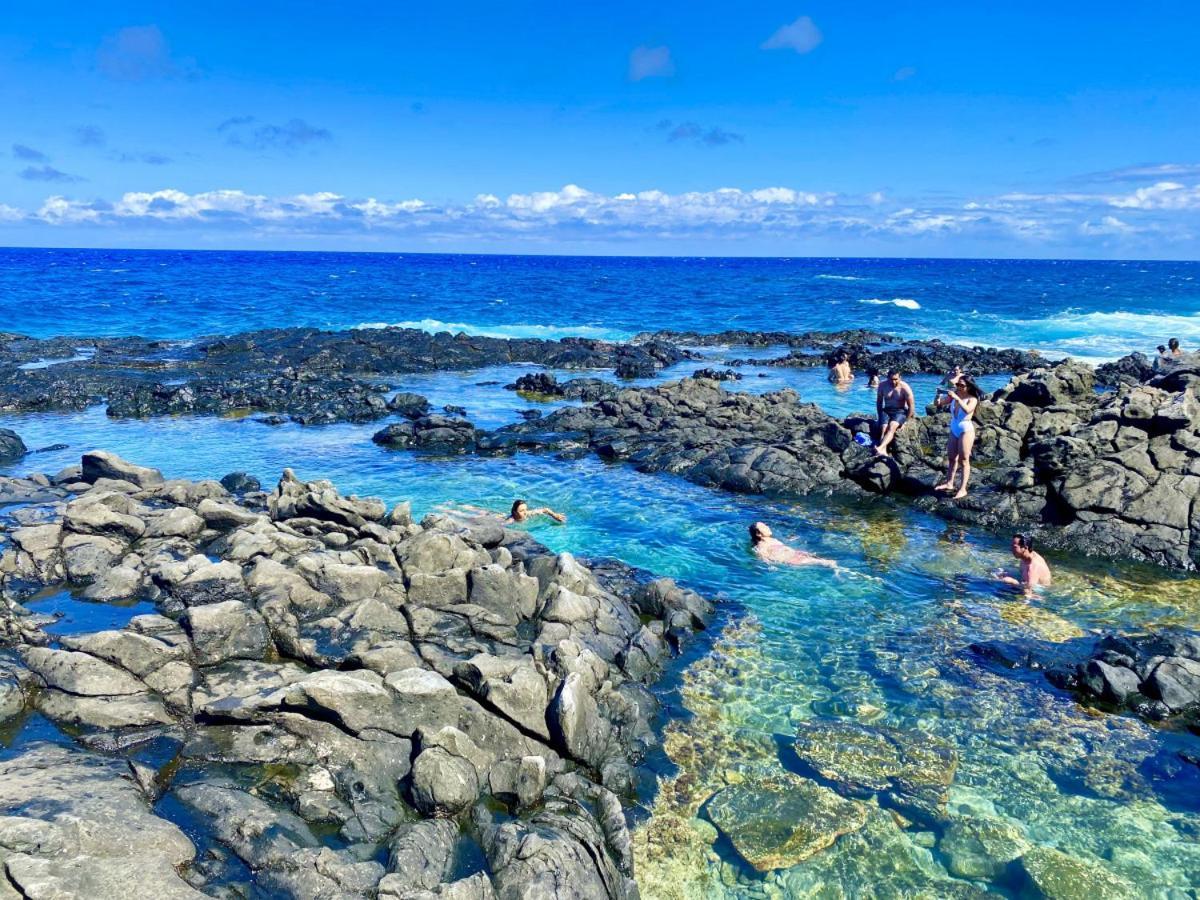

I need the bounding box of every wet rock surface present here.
[0,451,715,898]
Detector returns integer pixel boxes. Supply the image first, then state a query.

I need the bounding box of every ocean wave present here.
[353,318,632,341]
[816,274,866,281]
[858,298,921,310]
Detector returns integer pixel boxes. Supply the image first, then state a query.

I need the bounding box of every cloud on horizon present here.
[3,176,1196,254]
[74,125,107,148]
[762,16,823,54]
[96,25,197,81]
[628,45,674,81]
[219,117,333,151]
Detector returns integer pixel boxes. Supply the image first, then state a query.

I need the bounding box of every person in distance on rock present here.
[933,375,983,499]
[874,370,915,456]
[993,533,1052,598]
[1169,337,1182,357]
[749,522,837,568]
[508,498,566,525]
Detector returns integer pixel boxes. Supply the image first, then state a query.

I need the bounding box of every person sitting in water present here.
[748,522,837,568]
[866,368,880,389]
[993,533,1052,597]
[828,352,854,383]
[874,370,915,456]
[507,498,566,524]
[933,375,983,499]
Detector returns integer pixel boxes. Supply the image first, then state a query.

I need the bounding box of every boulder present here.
[1018,846,1134,900]
[219,471,261,493]
[181,600,270,665]
[411,747,480,817]
[80,451,164,488]
[0,429,27,464]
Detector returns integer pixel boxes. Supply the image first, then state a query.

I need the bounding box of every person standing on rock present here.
[874,370,914,456]
[994,533,1052,597]
[749,522,838,568]
[508,499,567,524]
[933,375,983,499]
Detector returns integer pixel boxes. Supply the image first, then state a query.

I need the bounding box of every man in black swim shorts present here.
[874,370,915,456]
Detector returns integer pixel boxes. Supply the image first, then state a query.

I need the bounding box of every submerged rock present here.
[1018,846,1134,900]
[791,719,958,824]
[705,773,869,871]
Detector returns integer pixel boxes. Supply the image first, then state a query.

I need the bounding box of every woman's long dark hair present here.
[510,499,526,518]
[959,376,983,401]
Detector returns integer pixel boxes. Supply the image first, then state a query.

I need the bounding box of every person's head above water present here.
[510,499,528,521]
[1169,337,1181,353]
[749,522,772,545]
[1011,532,1034,559]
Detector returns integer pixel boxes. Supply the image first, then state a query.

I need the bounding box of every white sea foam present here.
[353,318,631,341]
[858,298,921,310]
[816,274,866,281]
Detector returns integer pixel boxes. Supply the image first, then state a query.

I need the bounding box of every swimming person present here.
[866,368,880,389]
[874,370,915,456]
[828,352,854,383]
[507,499,567,524]
[749,522,837,568]
[934,375,983,499]
[994,533,1052,597]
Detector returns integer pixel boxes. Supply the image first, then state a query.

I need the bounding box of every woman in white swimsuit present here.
[934,376,983,499]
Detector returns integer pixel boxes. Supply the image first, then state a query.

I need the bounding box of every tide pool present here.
[3,374,1200,896]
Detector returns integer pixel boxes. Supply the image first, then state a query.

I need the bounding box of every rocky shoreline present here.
[485,353,1200,571]
[0,451,714,898]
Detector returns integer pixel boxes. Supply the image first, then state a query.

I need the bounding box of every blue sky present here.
[2,1,1199,257]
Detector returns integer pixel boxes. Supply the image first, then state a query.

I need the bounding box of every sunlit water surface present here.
[3,367,1199,898]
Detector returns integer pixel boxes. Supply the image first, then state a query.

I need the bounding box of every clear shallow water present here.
[4,382,1200,896]
[6,248,1200,363]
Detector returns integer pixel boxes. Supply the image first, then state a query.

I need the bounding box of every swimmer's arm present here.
[534,507,567,523]
[993,569,1021,586]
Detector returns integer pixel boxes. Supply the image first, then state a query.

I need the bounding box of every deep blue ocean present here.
[6,247,1200,363]
[5,247,1200,896]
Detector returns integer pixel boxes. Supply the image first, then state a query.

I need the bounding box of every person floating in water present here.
[828,352,854,383]
[874,370,915,456]
[507,498,567,524]
[749,522,837,568]
[993,533,1052,597]
[934,375,983,499]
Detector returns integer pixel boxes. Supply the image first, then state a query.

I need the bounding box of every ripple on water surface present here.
[3,384,1200,897]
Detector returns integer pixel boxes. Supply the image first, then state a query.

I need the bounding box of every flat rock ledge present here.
[0,450,715,899]
[484,357,1200,571]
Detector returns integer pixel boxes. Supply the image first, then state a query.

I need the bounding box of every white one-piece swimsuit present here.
[949,398,974,438]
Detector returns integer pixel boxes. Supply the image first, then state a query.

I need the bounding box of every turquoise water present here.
[4,365,1200,896]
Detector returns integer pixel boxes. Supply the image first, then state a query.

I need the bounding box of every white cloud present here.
[762,16,823,54]
[5,175,1198,251]
[1108,181,1200,211]
[628,45,675,81]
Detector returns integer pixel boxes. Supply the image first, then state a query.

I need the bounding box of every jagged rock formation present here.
[0,451,715,898]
